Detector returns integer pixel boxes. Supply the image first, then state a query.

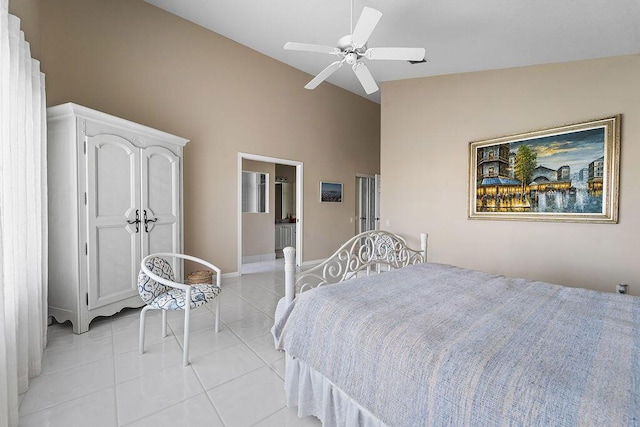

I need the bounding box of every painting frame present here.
[320,181,343,203]
[468,116,620,223]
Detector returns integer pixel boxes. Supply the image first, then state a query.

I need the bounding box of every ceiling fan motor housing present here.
[345,52,358,65]
[337,35,355,50]
[337,35,367,61]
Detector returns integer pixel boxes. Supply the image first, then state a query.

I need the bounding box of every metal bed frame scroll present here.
[283,230,427,305]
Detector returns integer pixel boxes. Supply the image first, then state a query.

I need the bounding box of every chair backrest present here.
[138,256,175,304]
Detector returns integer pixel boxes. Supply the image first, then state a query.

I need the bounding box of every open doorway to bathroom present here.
[274,164,297,259]
[238,153,303,274]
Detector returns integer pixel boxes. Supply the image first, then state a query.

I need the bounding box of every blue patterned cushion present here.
[138,257,175,304]
[149,283,221,310]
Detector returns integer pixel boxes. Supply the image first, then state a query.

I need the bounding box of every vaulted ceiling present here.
[144,0,640,103]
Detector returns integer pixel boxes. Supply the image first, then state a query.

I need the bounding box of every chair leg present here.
[215,298,220,333]
[162,310,167,338]
[139,305,152,355]
[183,304,191,366]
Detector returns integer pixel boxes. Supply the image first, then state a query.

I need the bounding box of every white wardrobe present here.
[47,103,188,333]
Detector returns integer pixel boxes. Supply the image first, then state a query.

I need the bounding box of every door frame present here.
[238,153,303,272]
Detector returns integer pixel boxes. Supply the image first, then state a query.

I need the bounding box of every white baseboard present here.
[242,253,276,264]
[222,271,241,278]
[302,258,326,267]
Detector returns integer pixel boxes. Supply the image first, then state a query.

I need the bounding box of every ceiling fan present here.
[284,3,426,95]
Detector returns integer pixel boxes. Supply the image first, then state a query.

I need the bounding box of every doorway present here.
[238,153,303,274]
[356,174,380,233]
[274,164,297,259]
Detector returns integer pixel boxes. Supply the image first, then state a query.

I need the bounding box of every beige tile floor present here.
[19,259,321,427]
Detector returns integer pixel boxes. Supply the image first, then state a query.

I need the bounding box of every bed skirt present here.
[284,354,386,427]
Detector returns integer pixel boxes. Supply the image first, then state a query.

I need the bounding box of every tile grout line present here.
[221,284,278,320]
[204,365,274,426]
[116,316,210,426]
[250,406,288,426]
[214,299,288,394]
[19,320,117,418]
[184,301,280,399]
[18,379,116,419]
[22,268,290,426]
[203,389,228,427]
[110,318,122,426]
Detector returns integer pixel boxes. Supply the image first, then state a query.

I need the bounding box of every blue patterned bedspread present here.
[272,263,640,426]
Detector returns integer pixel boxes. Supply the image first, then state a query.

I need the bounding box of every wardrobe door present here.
[86,134,141,309]
[140,146,182,279]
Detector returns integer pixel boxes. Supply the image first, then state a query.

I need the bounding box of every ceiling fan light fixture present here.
[285,2,427,96]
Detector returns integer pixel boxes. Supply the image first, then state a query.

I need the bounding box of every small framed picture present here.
[320,181,343,203]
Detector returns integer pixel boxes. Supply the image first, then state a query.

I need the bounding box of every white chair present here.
[138,253,221,366]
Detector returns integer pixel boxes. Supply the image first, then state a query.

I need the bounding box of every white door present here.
[374,174,381,230]
[86,134,141,309]
[357,175,379,233]
[140,146,182,279]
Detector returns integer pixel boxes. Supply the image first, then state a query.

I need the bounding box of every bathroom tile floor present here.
[19,259,321,427]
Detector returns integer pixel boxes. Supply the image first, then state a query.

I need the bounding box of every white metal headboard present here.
[283,230,427,305]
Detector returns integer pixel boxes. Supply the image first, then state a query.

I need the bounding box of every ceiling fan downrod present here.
[350,0,354,34]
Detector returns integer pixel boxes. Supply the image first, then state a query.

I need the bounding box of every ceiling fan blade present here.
[351,7,382,48]
[305,60,345,90]
[352,62,379,94]
[284,42,340,55]
[365,47,426,61]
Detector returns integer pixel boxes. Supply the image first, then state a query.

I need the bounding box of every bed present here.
[272,230,640,426]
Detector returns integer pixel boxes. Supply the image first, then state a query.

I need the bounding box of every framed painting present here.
[320,181,343,203]
[468,116,620,223]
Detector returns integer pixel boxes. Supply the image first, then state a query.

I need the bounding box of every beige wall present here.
[38,0,380,273]
[8,0,41,58]
[381,55,640,294]
[242,160,275,259]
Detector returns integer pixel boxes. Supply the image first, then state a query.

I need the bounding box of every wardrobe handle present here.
[143,210,158,232]
[126,209,140,233]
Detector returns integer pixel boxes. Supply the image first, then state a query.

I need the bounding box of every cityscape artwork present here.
[320,181,343,203]
[468,116,620,223]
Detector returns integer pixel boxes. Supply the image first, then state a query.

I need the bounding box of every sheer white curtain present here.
[0,0,47,425]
